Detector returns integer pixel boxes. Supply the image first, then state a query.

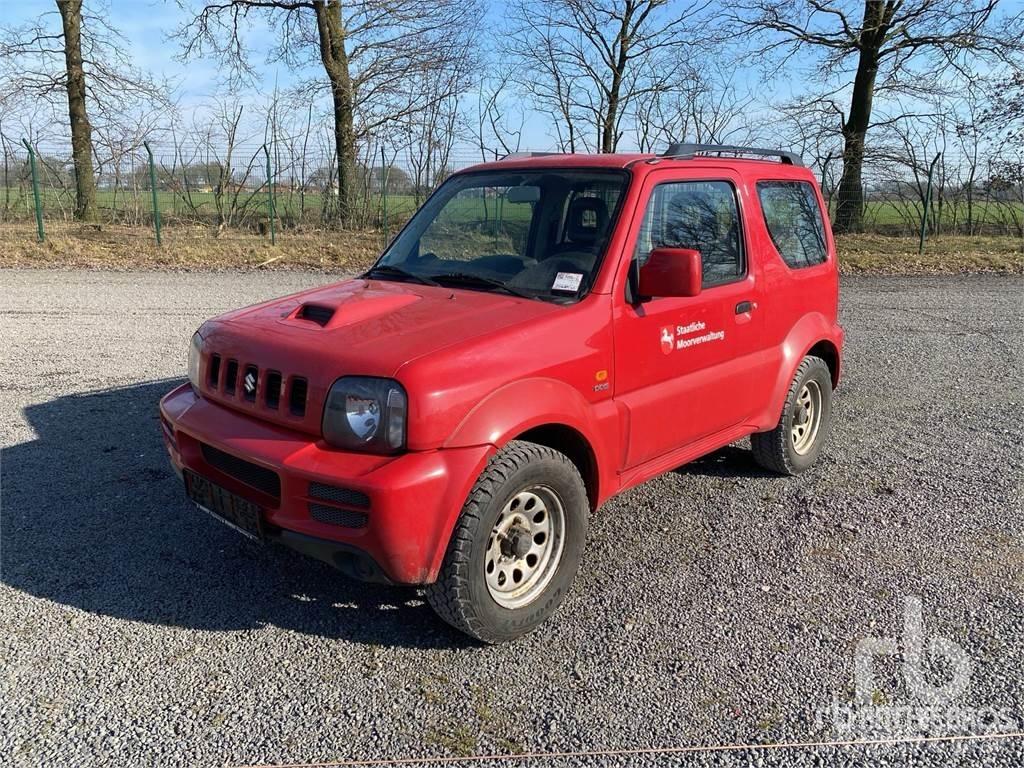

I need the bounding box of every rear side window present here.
[634,180,743,287]
[756,181,827,268]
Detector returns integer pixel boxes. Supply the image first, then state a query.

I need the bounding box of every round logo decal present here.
[659,326,675,355]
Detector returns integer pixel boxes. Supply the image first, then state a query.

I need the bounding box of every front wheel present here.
[426,441,588,643]
[752,355,833,475]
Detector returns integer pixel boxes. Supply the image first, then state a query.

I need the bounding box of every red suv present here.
[160,144,844,642]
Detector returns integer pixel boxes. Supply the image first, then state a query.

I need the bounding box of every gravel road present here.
[1,270,1022,767]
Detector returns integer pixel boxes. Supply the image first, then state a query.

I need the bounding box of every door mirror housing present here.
[638,247,702,299]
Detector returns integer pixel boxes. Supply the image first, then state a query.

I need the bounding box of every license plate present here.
[184,470,263,541]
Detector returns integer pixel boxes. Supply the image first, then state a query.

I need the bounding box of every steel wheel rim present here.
[484,485,565,610]
[791,380,822,455]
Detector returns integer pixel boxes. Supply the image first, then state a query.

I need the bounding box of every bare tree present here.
[403,68,463,204]
[981,68,1024,143]
[0,1,167,221]
[175,0,480,228]
[979,67,1024,242]
[732,0,1024,233]
[505,0,712,153]
[630,65,764,152]
[776,100,845,205]
[475,75,525,160]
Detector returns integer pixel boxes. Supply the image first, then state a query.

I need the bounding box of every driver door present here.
[612,170,764,469]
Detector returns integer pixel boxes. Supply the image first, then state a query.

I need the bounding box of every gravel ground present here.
[1,270,1021,767]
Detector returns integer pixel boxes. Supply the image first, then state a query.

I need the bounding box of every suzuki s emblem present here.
[244,371,257,395]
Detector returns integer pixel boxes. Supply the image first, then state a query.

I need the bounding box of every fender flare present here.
[443,376,617,501]
[423,377,614,580]
[445,377,604,451]
[759,313,842,430]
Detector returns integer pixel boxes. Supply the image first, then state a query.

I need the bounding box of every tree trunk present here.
[602,69,623,153]
[834,52,878,233]
[834,123,868,234]
[315,0,356,228]
[834,1,890,234]
[330,82,355,226]
[601,6,634,154]
[57,0,97,221]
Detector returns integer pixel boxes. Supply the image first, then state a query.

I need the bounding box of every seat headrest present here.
[566,197,609,245]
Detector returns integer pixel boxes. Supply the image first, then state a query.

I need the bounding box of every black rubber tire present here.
[751,355,833,475]
[425,440,589,644]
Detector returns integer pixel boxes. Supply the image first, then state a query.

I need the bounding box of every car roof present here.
[458,152,813,179]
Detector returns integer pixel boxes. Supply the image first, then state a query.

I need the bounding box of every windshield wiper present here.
[364,264,440,287]
[430,272,535,300]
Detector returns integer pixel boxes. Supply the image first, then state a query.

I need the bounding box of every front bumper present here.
[159,383,492,584]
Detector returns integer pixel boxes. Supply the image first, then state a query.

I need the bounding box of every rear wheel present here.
[752,355,833,475]
[426,441,588,643]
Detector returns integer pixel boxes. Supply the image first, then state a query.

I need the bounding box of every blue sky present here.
[3,0,521,93]
[6,0,280,98]
[4,0,775,154]
[0,0,955,155]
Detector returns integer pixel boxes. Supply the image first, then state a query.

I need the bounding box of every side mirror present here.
[638,247,702,299]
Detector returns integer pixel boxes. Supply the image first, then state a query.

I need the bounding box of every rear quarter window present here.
[756,181,828,268]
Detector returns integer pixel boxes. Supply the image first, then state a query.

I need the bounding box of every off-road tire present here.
[752,355,833,475]
[425,440,588,643]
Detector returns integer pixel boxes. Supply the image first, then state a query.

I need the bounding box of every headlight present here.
[187,332,203,391]
[322,377,407,453]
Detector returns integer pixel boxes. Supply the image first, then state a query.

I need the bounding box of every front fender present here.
[426,377,619,578]
[444,377,604,451]
[443,377,620,503]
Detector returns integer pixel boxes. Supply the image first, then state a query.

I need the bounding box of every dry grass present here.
[836,233,1024,275]
[0,223,1021,275]
[0,223,383,272]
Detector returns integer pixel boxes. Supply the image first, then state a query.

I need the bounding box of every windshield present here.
[371,169,628,302]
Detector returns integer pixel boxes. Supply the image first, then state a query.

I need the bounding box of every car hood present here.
[195,278,559,434]
[212,278,559,370]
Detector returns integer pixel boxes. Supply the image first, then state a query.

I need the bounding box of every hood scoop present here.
[297,303,335,327]
[283,288,421,330]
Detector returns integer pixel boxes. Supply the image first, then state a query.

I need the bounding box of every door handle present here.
[735,301,753,314]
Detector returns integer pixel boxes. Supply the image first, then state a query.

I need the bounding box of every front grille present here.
[209,354,221,387]
[309,482,370,509]
[309,503,368,528]
[200,443,281,500]
[265,371,282,409]
[224,360,239,395]
[289,377,308,416]
[204,351,308,418]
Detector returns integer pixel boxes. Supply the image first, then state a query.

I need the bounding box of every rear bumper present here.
[159,383,492,584]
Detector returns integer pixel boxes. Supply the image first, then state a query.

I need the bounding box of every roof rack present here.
[498,151,561,161]
[661,143,802,166]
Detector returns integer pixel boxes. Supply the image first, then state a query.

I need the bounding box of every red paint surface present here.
[161,152,843,584]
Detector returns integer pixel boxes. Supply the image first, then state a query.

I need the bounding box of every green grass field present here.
[0,187,422,221]
[2,186,1022,236]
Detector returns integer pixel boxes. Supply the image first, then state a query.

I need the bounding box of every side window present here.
[633,180,743,288]
[756,181,827,268]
